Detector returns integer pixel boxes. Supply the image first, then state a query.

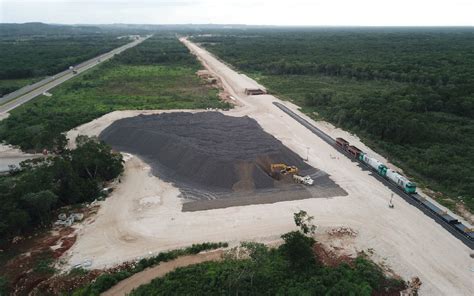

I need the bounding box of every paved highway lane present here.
[0,35,150,114]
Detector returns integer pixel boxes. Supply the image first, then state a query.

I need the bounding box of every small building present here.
[244,88,267,96]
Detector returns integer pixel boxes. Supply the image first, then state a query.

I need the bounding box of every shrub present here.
[0,276,9,296]
[72,242,228,295]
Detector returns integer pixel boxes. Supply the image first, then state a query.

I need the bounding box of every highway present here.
[0,35,150,114]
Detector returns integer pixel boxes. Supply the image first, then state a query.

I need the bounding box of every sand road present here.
[102,250,223,296]
[64,39,473,295]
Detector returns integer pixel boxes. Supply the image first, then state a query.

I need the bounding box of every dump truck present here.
[293,175,314,186]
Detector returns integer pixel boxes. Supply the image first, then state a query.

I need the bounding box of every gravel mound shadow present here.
[99,112,346,210]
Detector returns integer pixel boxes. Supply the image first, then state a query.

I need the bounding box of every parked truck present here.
[293,175,314,186]
[69,65,78,74]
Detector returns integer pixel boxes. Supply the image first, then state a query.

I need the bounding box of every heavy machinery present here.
[293,175,314,186]
[270,163,298,175]
[270,163,314,186]
[270,163,298,176]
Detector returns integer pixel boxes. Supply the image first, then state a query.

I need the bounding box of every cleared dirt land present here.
[64,38,473,295]
[0,144,42,173]
[99,112,346,211]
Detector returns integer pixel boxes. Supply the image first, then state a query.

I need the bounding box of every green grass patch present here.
[0,36,229,151]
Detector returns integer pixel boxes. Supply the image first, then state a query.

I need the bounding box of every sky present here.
[0,0,473,26]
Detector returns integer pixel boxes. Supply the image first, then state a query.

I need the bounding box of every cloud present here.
[0,0,473,25]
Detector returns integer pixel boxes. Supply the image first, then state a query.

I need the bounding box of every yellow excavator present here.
[270,164,314,185]
[270,163,299,176]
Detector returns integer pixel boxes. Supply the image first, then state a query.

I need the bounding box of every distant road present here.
[0,35,150,114]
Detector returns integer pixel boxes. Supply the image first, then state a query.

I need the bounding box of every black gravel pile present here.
[99,112,316,193]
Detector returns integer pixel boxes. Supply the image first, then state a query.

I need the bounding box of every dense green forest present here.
[193,28,474,213]
[0,35,228,151]
[0,136,123,245]
[0,34,128,96]
[0,22,174,38]
[130,212,405,296]
[0,23,111,37]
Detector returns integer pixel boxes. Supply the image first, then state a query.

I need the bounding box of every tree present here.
[20,190,57,226]
[0,276,9,296]
[280,231,316,270]
[71,136,123,181]
[279,210,318,270]
[294,210,316,235]
[0,136,124,243]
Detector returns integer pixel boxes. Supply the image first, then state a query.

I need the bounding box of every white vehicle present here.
[293,175,314,186]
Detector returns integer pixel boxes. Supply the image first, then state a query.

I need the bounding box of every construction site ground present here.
[98,111,346,211]
[60,38,474,296]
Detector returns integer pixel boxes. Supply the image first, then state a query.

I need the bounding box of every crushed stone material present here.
[100,112,344,206]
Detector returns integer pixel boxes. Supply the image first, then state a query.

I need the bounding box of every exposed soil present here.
[0,227,76,295]
[0,203,102,295]
[32,269,103,296]
[313,242,355,268]
[0,144,43,173]
[99,112,345,209]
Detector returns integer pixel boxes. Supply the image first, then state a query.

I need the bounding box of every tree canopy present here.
[193,28,474,213]
[0,136,123,245]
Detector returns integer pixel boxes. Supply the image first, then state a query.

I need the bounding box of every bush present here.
[72,242,228,295]
[69,267,89,277]
[33,257,56,274]
[129,236,405,296]
[0,276,9,296]
[279,231,317,270]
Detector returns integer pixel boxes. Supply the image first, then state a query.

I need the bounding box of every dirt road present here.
[0,144,43,173]
[102,250,223,296]
[64,39,474,296]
